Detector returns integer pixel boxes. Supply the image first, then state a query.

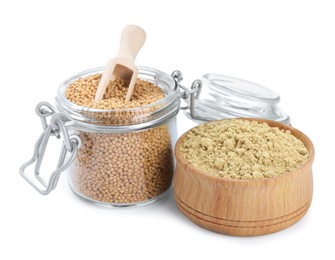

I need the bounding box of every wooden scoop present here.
[95,25,146,102]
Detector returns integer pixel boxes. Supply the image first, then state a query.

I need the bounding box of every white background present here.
[1,0,334,259]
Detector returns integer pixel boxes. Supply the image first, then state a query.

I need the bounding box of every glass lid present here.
[182,73,290,124]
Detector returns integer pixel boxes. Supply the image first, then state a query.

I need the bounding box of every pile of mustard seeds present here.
[180,119,309,179]
[66,73,165,109]
[65,74,173,204]
[70,126,173,204]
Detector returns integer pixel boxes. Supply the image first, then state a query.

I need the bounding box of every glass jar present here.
[20,66,180,207]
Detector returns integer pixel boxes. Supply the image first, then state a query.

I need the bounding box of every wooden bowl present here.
[174,118,314,236]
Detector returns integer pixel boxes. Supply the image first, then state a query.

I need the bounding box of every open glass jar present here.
[20,66,180,207]
[20,66,289,207]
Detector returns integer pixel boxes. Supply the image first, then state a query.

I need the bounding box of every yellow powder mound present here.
[180,119,309,179]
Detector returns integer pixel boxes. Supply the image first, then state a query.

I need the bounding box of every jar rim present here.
[57,66,178,114]
[55,66,181,131]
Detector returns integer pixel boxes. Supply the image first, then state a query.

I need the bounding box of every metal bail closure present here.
[172,70,210,122]
[20,102,81,195]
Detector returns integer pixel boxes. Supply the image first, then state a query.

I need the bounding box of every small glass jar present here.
[21,66,180,207]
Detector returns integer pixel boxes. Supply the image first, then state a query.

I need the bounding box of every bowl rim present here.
[175,118,315,184]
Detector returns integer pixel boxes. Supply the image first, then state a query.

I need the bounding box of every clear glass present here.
[183,74,290,124]
[55,66,180,207]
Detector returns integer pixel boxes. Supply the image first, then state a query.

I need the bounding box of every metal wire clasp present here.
[171,70,211,121]
[20,102,81,195]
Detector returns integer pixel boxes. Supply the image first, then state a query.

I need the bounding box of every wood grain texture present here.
[95,25,146,102]
[174,118,314,236]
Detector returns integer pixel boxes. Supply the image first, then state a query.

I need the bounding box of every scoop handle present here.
[116,25,146,61]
